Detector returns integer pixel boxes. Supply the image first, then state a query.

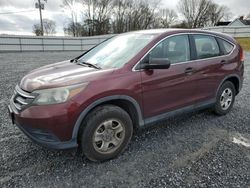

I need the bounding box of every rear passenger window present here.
[193,35,220,59]
[150,35,190,64]
[217,38,234,55]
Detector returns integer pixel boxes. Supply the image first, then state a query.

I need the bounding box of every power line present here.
[0,10,36,15]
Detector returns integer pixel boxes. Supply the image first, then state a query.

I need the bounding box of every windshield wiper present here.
[76,60,101,70]
[71,58,101,69]
[70,58,78,63]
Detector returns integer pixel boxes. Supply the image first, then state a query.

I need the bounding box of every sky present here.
[0,0,249,36]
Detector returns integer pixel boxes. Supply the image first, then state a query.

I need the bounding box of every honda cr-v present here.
[8,29,244,162]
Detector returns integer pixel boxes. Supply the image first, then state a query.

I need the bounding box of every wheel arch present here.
[216,74,241,96]
[71,95,144,142]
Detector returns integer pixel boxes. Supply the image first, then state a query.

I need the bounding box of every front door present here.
[140,34,198,119]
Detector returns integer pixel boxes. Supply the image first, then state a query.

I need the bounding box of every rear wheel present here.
[80,105,133,162]
[213,81,236,115]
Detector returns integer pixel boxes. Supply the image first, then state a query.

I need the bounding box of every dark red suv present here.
[8,29,244,161]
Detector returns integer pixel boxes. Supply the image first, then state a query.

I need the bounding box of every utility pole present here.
[35,0,47,36]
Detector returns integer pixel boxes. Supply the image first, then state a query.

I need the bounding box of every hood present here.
[20,60,114,92]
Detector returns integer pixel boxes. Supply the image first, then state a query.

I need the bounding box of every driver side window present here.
[150,35,190,64]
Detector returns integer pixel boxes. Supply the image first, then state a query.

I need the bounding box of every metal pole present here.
[38,0,44,36]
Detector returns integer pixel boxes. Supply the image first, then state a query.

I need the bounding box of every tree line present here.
[33,0,232,36]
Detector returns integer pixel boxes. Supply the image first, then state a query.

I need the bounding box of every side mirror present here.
[141,58,171,70]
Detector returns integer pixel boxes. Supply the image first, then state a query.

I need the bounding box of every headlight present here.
[32,83,88,105]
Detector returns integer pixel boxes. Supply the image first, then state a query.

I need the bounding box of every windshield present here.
[78,33,156,69]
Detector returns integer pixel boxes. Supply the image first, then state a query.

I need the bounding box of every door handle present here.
[185,67,194,75]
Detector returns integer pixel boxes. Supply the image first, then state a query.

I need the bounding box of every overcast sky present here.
[0,0,249,36]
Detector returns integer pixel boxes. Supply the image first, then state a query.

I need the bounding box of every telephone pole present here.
[35,0,47,36]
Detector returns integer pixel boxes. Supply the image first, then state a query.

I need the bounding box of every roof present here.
[131,28,232,35]
[116,29,236,45]
[131,28,189,35]
[239,19,250,25]
[128,28,231,37]
[229,18,250,26]
[215,21,231,26]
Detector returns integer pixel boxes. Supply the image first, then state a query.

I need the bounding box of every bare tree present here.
[101,0,161,34]
[209,4,231,26]
[33,24,43,36]
[33,19,56,36]
[62,0,79,36]
[60,0,233,34]
[81,0,114,35]
[178,0,232,28]
[172,21,189,28]
[125,0,160,31]
[178,0,212,28]
[64,22,86,36]
[112,0,131,33]
[43,19,56,35]
[157,8,177,28]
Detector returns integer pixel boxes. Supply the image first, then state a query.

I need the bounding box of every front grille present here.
[11,85,36,111]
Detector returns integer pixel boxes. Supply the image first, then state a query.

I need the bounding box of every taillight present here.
[239,46,244,62]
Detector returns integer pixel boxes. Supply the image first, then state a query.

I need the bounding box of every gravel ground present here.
[0,52,250,188]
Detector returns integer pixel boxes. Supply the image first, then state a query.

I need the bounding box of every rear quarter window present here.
[217,38,234,55]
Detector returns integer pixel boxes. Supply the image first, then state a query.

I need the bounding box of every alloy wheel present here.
[93,119,125,154]
[220,88,233,110]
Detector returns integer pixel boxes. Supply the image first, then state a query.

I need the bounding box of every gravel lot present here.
[0,52,250,188]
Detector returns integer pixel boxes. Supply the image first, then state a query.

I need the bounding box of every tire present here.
[80,105,133,162]
[213,81,236,116]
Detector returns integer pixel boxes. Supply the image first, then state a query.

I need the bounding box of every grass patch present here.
[236,38,250,52]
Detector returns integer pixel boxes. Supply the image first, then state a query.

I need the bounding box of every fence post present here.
[41,37,44,52]
[19,37,22,52]
[81,39,83,51]
[62,39,64,51]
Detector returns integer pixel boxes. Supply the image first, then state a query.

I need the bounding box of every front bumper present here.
[8,102,79,150]
[16,121,77,150]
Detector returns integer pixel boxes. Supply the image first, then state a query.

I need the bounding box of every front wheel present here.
[213,81,236,115]
[80,105,133,162]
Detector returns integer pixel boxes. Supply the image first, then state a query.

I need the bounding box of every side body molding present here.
[71,95,144,142]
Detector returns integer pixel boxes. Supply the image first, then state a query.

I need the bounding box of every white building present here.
[228,16,250,27]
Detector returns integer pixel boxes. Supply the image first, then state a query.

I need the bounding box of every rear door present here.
[139,34,199,118]
[189,34,230,102]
